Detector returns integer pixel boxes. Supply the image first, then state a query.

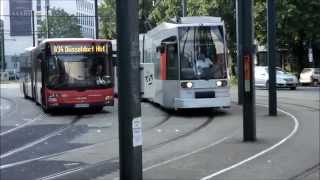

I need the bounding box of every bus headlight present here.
[181,82,193,88]
[105,96,113,101]
[216,81,223,87]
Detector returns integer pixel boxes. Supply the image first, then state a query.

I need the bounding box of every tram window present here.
[179,26,227,80]
[167,43,178,80]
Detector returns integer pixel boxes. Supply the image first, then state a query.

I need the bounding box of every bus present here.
[20,38,114,112]
[139,16,231,109]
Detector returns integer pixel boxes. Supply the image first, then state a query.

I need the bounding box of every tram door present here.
[160,42,178,81]
[159,42,179,107]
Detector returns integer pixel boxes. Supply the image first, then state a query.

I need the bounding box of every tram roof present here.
[40,38,109,45]
[146,16,224,38]
[25,46,36,51]
[176,16,222,24]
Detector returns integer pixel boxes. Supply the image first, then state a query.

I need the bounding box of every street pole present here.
[31,11,35,47]
[267,0,277,116]
[94,0,99,39]
[0,20,5,71]
[236,0,243,105]
[181,0,187,17]
[237,0,256,141]
[46,0,50,38]
[116,0,143,179]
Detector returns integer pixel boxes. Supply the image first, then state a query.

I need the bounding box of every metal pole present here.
[116,0,142,179]
[0,20,5,71]
[267,0,277,116]
[239,0,256,141]
[181,0,187,17]
[32,11,35,47]
[94,0,99,39]
[236,0,243,105]
[46,4,50,38]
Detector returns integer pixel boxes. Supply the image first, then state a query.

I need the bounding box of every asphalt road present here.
[0,83,319,180]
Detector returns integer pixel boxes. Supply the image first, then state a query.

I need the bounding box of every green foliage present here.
[39,8,82,38]
[98,0,319,70]
[99,0,116,39]
[255,0,320,71]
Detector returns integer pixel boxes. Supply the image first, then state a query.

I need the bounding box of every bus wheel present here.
[23,85,28,99]
[41,102,50,113]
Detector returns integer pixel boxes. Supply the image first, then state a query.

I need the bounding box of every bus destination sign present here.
[52,45,107,54]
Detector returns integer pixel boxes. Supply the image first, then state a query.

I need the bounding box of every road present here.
[0,83,319,180]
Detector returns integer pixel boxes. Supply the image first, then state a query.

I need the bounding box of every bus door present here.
[34,53,43,105]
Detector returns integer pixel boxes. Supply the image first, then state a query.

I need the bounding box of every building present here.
[0,0,97,73]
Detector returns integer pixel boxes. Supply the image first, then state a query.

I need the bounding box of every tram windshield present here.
[46,54,112,89]
[179,26,227,80]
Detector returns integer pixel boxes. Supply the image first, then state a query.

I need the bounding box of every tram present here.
[20,38,114,112]
[140,16,231,109]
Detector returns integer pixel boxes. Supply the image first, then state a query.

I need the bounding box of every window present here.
[37,0,41,11]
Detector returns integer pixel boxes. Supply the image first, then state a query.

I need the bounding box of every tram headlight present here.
[216,80,228,87]
[181,82,193,88]
[216,81,223,87]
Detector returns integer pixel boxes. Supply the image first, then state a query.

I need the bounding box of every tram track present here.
[32,114,216,180]
[0,113,171,170]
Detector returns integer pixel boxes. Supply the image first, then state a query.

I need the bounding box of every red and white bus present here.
[20,38,114,112]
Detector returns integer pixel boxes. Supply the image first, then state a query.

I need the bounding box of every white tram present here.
[139,16,231,109]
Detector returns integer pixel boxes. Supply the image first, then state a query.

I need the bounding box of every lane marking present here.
[0,126,69,159]
[0,140,105,169]
[0,113,44,136]
[0,115,167,169]
[0,117,79,159]
[36,166,87,180]
[200,104,299,180]
[143,135,233,172]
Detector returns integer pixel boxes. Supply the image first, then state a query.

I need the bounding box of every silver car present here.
[299,68,320,86]
[255,66,298,90]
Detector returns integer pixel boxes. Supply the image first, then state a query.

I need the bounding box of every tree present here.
[99,0,154,39]
[39,8,82,38]
[99,0,116,39]
[255,0,320,71]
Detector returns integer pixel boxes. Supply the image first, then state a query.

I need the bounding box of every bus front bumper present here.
[174,97,231,109]
[48,100,114,109]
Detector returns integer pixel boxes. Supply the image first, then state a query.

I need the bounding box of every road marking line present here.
[0,141,102,169]
[0,113,44,136]
[36,167,85,180]
[0,122,71,159]
[143,135,233,172]
[200,105,299,180]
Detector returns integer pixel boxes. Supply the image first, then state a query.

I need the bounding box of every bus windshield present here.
[46,54,112,89]
[179,26,227,80]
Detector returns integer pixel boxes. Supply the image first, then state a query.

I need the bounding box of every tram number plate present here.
[75,104,89,108]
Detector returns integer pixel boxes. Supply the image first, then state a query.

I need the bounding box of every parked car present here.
[299,68,320,86]
[255,66,298,90]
